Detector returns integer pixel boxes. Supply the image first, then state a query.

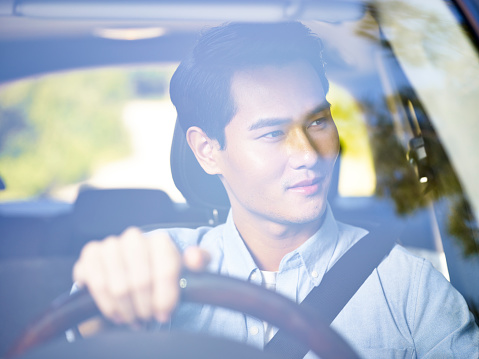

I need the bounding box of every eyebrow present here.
[248,101,331,131]
[305,101,331,118]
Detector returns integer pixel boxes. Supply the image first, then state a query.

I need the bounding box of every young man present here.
[73,22,479,357]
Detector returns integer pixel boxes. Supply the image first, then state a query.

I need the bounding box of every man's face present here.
[215,61,339,225]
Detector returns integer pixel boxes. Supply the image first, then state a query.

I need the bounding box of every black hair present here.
[169,22,329,149]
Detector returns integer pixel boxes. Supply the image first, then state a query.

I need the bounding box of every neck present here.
[232,208,324,271]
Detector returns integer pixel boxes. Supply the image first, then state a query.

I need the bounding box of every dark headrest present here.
[73,188,175,239]
[170,120,230,210]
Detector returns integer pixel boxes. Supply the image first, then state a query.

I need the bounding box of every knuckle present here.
[80,240,100,259]
[120,229,149,255]
[153,288,178,314]
[150,241,181,279]
[88,275,107,293]
[131,277,151,292]
[154,262,180,282]
[99,305,117,320]
[133,298,152,320]
[155,240,180,260]
[109,282,130,300]
[102,236,119,249]
[149,232,175,250]
[154,276,179,302]
[123,226,142,237]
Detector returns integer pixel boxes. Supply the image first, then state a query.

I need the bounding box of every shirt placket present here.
[245,268,265,347]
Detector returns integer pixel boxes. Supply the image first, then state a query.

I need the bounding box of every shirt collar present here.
[222,211,258,281]
[292,204,340,286]
[221,203,340,286]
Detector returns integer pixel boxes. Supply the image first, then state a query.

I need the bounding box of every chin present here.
[275,202,327,225]
[291,212,324,225]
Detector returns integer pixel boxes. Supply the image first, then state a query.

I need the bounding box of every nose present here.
[285,126,319,169]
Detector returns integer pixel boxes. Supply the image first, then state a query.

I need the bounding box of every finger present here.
[101,237,136,324]
[149,233,181,322]
[119,227,153,321]
[73,239,102,286]
[72,258,85,288]
[74,240,120,322]
[183,247,211,272]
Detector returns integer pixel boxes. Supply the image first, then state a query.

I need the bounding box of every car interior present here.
[1,0,479,357]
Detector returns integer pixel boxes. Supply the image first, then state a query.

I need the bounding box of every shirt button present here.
[250,326,259,336]
[311,270,319,278]
[250,272,257,280]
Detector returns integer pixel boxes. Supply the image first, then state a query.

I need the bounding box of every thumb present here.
[183,246,211,272]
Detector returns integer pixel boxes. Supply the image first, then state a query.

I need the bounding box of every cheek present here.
[226,142,285,184]
[316,127,340,159]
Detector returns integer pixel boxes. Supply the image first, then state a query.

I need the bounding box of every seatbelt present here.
[264,225,398,359]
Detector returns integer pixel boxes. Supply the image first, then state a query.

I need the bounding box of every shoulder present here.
[378,244,426,274]
[376,245,475,327]
[382,247,479,355]
[376,244,451,291]
[375,245,431,299]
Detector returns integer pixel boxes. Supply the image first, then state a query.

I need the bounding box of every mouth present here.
[287,177,322,195]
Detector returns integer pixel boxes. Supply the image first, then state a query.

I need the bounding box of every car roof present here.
[0,0,367,82]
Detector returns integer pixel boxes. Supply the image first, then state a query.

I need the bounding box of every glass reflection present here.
[315,0,479,324]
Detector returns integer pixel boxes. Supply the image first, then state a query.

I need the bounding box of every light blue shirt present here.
[154,205,479,358]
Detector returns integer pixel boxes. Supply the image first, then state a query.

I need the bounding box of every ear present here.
[186,126,222,175]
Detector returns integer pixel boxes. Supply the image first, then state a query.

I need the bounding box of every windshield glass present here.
[0,65,185,204]
[1,0,479,357]
[0,69,376,204]
[376,0,479,220]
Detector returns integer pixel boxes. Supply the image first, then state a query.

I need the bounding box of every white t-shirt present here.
[260,270,278,343]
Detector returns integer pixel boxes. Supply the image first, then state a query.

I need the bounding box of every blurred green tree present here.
[0,68,133,200]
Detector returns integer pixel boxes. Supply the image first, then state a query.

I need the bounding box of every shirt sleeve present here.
[411,259,479,358]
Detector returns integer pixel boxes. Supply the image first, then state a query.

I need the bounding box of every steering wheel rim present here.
[6,270,361,359]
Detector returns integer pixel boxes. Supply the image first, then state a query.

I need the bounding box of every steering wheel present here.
[6,270,361,359]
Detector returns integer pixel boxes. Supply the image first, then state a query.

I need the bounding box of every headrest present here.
[73,188,175,240]
[170,120,230,210]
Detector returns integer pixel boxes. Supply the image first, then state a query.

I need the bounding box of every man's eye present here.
[308,118,327,128]
[263,130,284,139]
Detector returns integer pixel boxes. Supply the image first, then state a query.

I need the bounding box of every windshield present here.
[0,65,185,205]
[1,0,479,357]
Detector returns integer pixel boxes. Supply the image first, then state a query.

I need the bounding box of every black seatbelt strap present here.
[264,225,398,359]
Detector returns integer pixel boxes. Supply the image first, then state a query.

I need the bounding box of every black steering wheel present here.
[6,270,360,359]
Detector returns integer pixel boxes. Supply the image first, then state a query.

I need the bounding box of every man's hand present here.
[73,227,210,325]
